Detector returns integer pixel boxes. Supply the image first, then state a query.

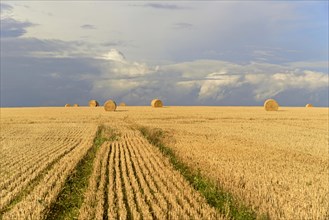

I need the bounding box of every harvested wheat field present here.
[0,106,328,219]
[78,129,219,220]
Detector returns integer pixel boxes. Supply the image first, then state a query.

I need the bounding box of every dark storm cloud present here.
[274,88,328,107]
[1,39,328,107]
[0,3,13,12]
[1,37,78,57]
[0,18,35,38]
[80,24,96,30]
[0,35,104,107]
[1,1,328,107]
[0,55,101,107]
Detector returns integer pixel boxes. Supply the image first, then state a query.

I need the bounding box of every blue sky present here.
[1,1,328,107]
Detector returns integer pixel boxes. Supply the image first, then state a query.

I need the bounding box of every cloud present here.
[198,75,242,100]
[139,3,190,10]
[0,37,82,58]
[0,18,35,38]
[49,72,61,79]
[80,24,96,30]
[101,49,126,62]
[1,32,327,107]
[0,3,13,12]
[286,61,329,72]
[172,22,194,29]
[0,36,129,60]
[0,4,36,38]
[165,60,328,103]
[101,40,127,47]
[245,70,328,101]
[90,54,328,106]
[92,79,146,100]
[0,36,105,106]
[97,49,158,78]
[1,2,327,107]
[0,55,100,107]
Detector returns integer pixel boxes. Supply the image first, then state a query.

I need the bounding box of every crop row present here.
[1,124,98,219]
[78,130,221,219]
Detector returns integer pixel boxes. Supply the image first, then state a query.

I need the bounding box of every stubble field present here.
[0,106,328,219]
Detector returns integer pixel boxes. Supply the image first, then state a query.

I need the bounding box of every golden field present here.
[78,131,220,220]
[0,106,328,219]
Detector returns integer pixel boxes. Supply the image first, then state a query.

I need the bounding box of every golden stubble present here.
[0,106,328,219]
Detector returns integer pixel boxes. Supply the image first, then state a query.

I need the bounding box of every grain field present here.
[79,129,221,219]
[0,106,328,219]
[0,109,98,218]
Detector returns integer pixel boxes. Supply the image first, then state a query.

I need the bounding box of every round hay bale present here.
[104,100,117,111]
[65,104,71,107]
[119,102,126,106]
[88,100,99,107]
[73,104,79,107]
[264,99,279,111]
[305,104,313,107]
[151,99,163,108]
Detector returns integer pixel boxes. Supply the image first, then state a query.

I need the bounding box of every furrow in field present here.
[2,126,97,219]
[102,136,165,219]
[78,141,110,220]
[125,133,187,218]
[136,136,218,218]
[114,142,127,219]
[0,124,90,169]
[0,138,79,187]
[1,137,79,170]
[0,141,81,210]
[125,137,169,219]
[94,143,111,220]
[107,142,117,219]
[123,139,160,219]
[0,143,34,168]
[130,135,193,218]
[129,130,220,219]
[119,142,141,219]
[0,141,65,188]
[0,125,93,182]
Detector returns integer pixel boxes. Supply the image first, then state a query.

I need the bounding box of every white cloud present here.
[162,60,239,79]
[199,75,241,100]
[91,50,159,100]
[91,54,328,106]
[245,74,268,85]
[245,70,328,100]
[98,49,158,78]
[271,70,328,90]
[50,72,61,79]
[176,80,199,89]
[169,60,328,103]
[101,49,126,63]
[92,79,144,99]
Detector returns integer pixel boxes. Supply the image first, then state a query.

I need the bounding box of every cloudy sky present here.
[1,1,328,107]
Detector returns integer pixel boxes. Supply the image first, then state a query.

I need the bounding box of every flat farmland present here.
[0,106,328,219]
[78,131,220,220]
[130,106,329,219]
[0,108,98,219]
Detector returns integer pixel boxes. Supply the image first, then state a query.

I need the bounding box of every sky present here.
[1,1,328,107]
